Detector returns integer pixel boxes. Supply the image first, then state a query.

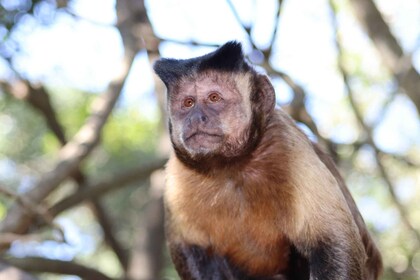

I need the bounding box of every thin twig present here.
[5,257,114,280]
[226,0,252,34]
[0,49,134,238]
[156,37,220,48]
[225,0,326,144]
[0,260,38,280]
[0,232,47,246]
[224,0,329,150]
[0,186,52,223]
[370,88,398,128]
[263,0,285,58]
[328,0,420,245]
[349,0,420,116]
[0,185,64,243]
[49,158,167,217]
[21,82,129,269]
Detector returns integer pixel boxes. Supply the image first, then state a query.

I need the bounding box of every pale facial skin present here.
[168,71,253,160]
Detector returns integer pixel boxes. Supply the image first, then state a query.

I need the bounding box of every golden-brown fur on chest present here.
[165,155,294,276]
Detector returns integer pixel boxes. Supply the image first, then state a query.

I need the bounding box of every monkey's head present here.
[154,41,275,170]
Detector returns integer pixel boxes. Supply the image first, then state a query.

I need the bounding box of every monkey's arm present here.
[168,243,251,280]
[305,239,364,280]
[165,211,242,280]
[168,243,204,280]
[313,144,382,279]
[169,241,290,280]
[286,143,366,280]
[290,193,366,280]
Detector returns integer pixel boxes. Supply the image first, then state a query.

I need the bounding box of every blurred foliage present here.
[0,0,63,63]
[0,94,48,162]
[0,0,419,279]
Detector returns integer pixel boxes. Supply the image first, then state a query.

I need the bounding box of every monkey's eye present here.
[183,97,195,108]
[208,92,221,103]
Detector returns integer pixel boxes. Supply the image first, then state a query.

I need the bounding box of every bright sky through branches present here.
[1,0,419,268]
[1,0,419,153]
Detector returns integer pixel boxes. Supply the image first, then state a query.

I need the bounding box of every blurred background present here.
[0,0,419,279]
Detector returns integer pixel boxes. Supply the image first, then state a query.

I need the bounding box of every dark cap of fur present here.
[153,41,251,86]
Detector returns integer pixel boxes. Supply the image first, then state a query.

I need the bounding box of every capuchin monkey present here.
[153,41,382,280]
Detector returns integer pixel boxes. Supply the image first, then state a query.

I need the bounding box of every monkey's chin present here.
[183,133,223,157]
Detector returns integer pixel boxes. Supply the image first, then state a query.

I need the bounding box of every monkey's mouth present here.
[184,131,223,148]
[186,131,223,141]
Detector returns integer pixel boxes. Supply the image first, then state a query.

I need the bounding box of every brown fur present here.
[313,145,383,279]
[155,43,382,279]
[165,108,382,278]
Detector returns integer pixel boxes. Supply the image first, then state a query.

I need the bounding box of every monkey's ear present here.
[199,41,247,72]
[153,58,192,87]
[254,74,276,114]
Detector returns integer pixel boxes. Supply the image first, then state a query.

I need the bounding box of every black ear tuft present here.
[153,58,194,87]
[153,41,251,87]
[198,41,249,72]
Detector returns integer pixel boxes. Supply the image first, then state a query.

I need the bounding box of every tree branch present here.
[93,203,129,271]
[15,82,128,268]
[224,0,328,149]
[5,257,113,280]
[0,184,64,245]
[0,260,38,280]
[0,50,135,237]
[225,0,252,34]
[2,79,131,270]
[0,81,67,145]
[262,0,285,58]
[155,37,220,48]
[128,170,166,279]
[329,0,420,245]
[226,0,261,52]
[0,233,46,246]
[349,0,420,115]
[49,158,167,217]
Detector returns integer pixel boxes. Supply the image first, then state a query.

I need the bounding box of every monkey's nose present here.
[200,115,208,122]
[189,109,209,126]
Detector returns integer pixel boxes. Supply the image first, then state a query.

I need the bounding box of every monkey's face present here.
[168,71,254,160]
